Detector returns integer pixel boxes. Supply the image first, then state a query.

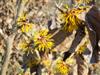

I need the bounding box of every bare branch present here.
[0,28,7,40]
[11,0,22,32]
[1,34,16,75]
[54,1,64,13]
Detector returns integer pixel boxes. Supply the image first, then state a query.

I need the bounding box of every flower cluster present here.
[18,40,34,53]
[53,59,70,75]
[33,29,54,51]
[17,14,33,32]
[42,59,51,68]
[59,6,90,32]
[76,40,89,54]
[18,41,29,52]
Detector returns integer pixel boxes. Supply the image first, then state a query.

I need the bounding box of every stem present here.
[1,34,15,75]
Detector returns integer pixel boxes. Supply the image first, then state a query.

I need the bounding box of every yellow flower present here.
[18,42,28,51]
[17,14,33,32]
[21,23,33,32]
[53,60,70,75]
[76,40,89,54]
[42,59,51,68]
[59,6,90,32]
[17,14,26,25]
[33,29,54,51]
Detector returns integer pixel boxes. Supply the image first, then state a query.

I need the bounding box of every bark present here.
[86,6,100,63]
[75,55,89,75]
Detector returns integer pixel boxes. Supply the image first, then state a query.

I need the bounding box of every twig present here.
[11,0,22,32]
[54,1,64,13]
[0,28,7,40]
[51,28,61,38]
